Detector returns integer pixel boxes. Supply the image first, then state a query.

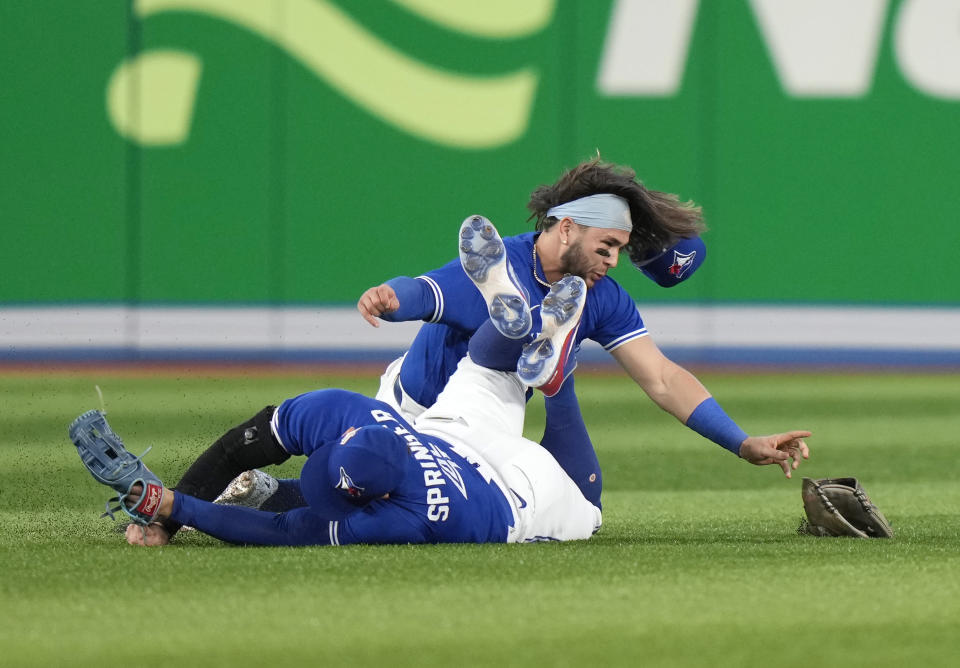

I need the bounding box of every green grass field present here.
[2,369,958,667]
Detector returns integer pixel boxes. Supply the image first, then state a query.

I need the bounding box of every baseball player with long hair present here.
[71,275,605,546]
[356,158,707,507]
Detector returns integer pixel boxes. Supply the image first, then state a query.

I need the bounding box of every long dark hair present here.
[527,157,706,263]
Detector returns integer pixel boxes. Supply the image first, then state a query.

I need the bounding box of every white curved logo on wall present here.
[106,0,554,148]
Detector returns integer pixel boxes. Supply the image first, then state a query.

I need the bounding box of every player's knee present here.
[580,469,602,510]
[218,405,290,468]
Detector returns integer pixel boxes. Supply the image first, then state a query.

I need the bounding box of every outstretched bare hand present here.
[739,430,811,478]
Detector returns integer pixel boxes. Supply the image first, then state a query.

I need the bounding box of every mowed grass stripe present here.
[0,370,957,667]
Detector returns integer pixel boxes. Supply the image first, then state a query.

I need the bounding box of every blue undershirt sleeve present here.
[419,258,489,330]
[540,377,602,509]
[171,494,335,546]
[379,276,436,322]
[171,493,430,547]
[333,501,430,545]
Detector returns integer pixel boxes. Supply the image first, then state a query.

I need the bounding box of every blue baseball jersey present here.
[399,231,647,407]
[170,389,514,546]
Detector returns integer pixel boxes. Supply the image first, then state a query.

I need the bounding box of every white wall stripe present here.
[1,305,959,356]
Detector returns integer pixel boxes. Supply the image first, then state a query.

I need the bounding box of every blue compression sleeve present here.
[468,319,526,371]
[380,276,437,322]
[171,493,334,546]
[685,398,749,455]
[540,377,602,508]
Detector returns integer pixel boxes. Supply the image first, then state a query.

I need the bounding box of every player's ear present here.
[559,217,575,243]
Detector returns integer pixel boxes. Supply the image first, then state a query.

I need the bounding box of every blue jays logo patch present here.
[668,249,697,278]
[336,466,364,498]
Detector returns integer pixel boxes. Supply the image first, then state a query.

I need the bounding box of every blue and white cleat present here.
[459,215,532,339]
[517,275,587,397]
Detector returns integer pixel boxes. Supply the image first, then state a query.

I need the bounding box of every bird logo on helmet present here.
[668,250,697,278]
[336,467,364,498]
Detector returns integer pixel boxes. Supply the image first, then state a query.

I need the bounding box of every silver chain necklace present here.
[532,244,553,287]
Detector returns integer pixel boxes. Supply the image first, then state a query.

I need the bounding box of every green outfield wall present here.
[2,0,958,307]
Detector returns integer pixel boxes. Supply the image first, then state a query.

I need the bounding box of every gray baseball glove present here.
[68,409,164,526]
[798,477,893,538]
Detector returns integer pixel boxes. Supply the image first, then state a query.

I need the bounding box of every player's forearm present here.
[170,494,335,546]
[379,276,437,322]
[655,365,748,455]
[650,363,712,423]
[611,337,708,419]
[623,350,710,421]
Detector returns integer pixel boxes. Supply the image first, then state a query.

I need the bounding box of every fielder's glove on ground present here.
[798,477,893,538]
[69,410,164,526]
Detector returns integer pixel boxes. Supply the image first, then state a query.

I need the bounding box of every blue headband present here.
[546,193,633,232]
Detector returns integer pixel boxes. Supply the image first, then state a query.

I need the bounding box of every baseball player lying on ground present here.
[69,223,811,547]
[70,275,606,546]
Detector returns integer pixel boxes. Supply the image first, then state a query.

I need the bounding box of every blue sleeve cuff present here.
[685,397,748,455]
[381,276,437,322]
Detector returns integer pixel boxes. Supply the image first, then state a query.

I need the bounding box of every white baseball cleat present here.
[459,215,532,339]
[517,275,587,396]
[213,469,279,508]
